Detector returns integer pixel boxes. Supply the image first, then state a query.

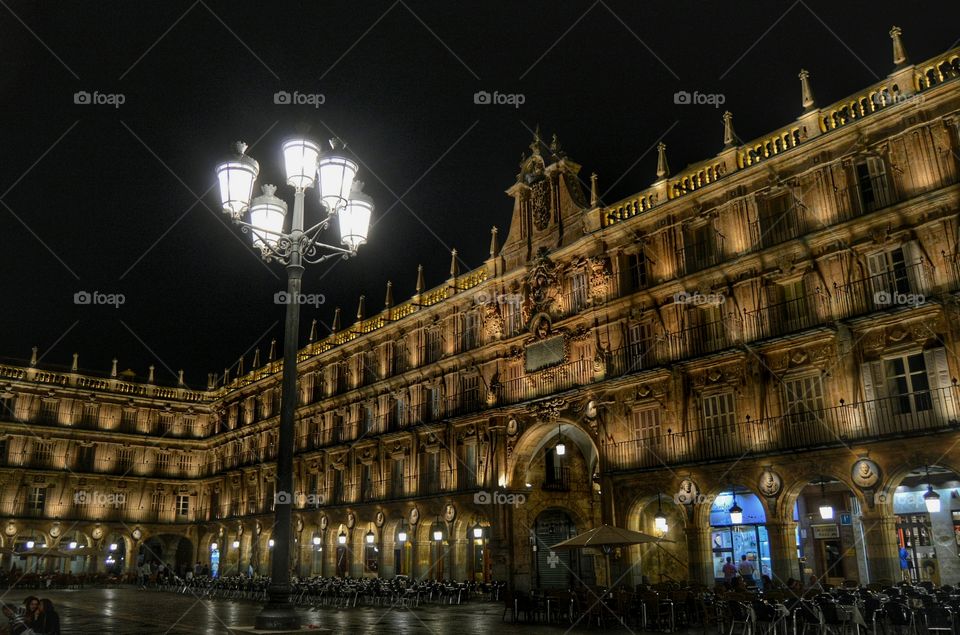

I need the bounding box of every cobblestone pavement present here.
[0,587,639,634]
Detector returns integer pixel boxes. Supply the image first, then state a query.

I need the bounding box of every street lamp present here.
[555,423,566,456]
[654,493,669,533]
[338,531,347,545]
[365,530,375,545]
[216,137,372,631]
[729,491,743,525]
[818,478,834,520]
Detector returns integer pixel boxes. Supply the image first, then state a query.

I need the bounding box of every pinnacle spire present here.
[237,355,244,376]
[590,173,598,207]
[268,339,277,362]
[148,365,155,383]
[890,26,908,68]
[332,307,342,332]
[489,227,499,258]
[356,295,366,321]
[384,281,394,309]
[416,264,425,295]
[252,348,261,368]
[71,353,78,372]
[111,358,118,377]
[29,346,37,367]
[656,143,669,179]
[450,249,459,279]
[723,111,736,148]
[799,69,815,112]
[178,370,185,386]
[309,319,317,342]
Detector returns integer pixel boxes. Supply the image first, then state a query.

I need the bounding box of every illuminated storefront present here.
[710,492,770,584]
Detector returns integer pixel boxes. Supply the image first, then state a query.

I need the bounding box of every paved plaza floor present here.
[0,587,636,634]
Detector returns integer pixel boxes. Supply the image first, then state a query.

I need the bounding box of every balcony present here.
[678,235,724,275]
[751,207,807,250]
[542,466,570,492]
[604,384,960,472]
[745,292,829,340]
[834,261,928,318]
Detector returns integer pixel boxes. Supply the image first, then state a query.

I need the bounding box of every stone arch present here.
[778,467,866,521]
[622,492,689,586]
[692,483,770,529]
[508,418,600,488]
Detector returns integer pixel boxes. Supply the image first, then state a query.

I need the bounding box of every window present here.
[151,491,166,512]
[391,459,405,497]
[361,350,378,386]
[0,394,15,420]
[39,400,58,424]
[631,407,662,444]
[628,322,654,369]
[360,404,374,435]
[885,353,932,415]
[81,404,99,427]
[393,396,406,427]
[569,272,589,313]
[683,222,721,272]
[782,375,825,424]
[155,452,169,474]
[158,414,174,436]
[117,447,133,471]
[121,408,137,430]
[459,443,478,488]
[0,438,7,466]
[627,252,649,291]
[176,495,190,516]
[701,392,736,434]
[855,157,891,212]
[28,486,46,512]
[459,374,480,412]
[422,452,441,494]
[361,464,374,501]
[459,312,479,352]
[177,453,192,474]
[33,441,53,466]
[757,190,802,248]
[502,301,523,338]
[779,279,808,330]
[392,340,408,375]
[425,328,442,364]
[867,248,911,299]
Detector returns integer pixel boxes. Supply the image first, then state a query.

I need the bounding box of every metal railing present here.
[603,384,960,471]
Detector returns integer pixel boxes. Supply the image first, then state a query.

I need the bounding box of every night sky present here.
[1,1,956,388]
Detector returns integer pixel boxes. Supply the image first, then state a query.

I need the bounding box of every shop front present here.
[892,466,960,585]
[710,491,771,585]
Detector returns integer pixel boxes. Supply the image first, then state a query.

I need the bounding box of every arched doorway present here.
[469,520,491,583]
[709,489,770,586]
[532,509,591,589]
[60,531,91,575]
[104,533,126,575]
[335,527,349,577]
[394,522,412,576]
[891,465,960,585]
[793,477,864,586]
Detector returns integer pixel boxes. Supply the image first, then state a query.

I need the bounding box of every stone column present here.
[860,512,900,584]
[766,520,800,585]
[686,525,714,586]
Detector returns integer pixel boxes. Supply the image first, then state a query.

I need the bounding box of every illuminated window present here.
[701,392,736,434]
[569,272,589,313]
[631,407,662,445]
[151,491,166,512]
[176,495,190,516]
[782,375,825,425]
[28,486,46,512]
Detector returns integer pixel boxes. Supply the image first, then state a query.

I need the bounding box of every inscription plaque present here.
[525,335,565,372]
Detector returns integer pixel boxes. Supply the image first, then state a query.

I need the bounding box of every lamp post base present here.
[253,601,301,631]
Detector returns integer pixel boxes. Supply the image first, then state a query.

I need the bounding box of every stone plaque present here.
[525,335,565,372]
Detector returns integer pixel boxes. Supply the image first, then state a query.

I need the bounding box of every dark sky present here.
[1,1,956,388]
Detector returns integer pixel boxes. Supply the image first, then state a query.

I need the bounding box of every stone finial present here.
[29,347,38,367]
[207,373,216,390]
[356,295,366,321]
[268,339,277,362]
[332,307,342,333]
[655,143,669,179]
[799,69,815,112]
[489,227,499,258]
[890,26,908,68]
[178,370,185,386]
[589,173,599,207]
[450,249,459,279]
[384,281,394,309]
[529,125,542,156]
[722,111,736,148]
[416,264,425,295]
[148,365,155,383]
[308,319,317,343]
[110,358,118,377]
[71,353,78,372]
[252,348,261,368]
[223,368,230,384]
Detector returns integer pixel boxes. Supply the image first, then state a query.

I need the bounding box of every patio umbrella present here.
[550,524,672,587]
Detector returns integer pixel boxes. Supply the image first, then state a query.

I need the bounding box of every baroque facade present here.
[3,29,960,591]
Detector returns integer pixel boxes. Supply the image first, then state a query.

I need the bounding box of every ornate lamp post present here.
[216,137,373,630]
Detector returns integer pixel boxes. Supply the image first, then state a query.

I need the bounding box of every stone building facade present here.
[3,28,960,590]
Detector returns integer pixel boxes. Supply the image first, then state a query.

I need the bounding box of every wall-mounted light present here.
[210,542,218,551]
[818,478,834,520]
[654,493,669,533]
[338,531,347,545]
[398,530,407,543]
[232,540,240,549]
[312,535,321,546]
[473,525,484,539]
[109,543,118,552]
[925,465,942,513]
[555,423,566,456]
[365,530,375,544]
[268,539,275,548]
[25,541,35,550]
[729,491,743,525]
[433,526,443,542]
[68,541,77,550]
